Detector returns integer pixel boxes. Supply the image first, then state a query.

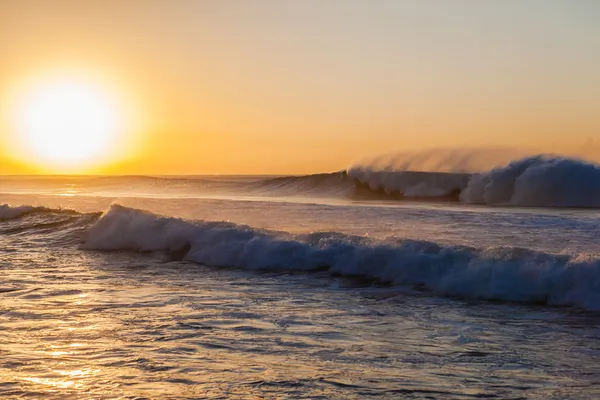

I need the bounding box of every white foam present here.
[83,204,600,311]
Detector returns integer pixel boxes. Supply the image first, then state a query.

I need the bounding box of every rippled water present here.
[1,190,600,398]
[2,248,600,399]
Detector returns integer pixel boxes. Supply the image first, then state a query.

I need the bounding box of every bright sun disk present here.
[14,77,125,171]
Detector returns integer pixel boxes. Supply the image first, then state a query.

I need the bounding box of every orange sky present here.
[1,0,599,174]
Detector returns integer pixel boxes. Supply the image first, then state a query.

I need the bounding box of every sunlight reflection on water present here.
[1,243,599,399]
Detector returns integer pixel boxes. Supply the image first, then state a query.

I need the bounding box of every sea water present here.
[1,164,600,399]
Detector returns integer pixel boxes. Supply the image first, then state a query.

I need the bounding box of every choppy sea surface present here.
[1,170,600,399]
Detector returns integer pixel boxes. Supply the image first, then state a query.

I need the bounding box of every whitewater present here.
[1,155,600,398]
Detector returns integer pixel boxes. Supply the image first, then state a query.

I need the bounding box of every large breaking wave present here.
[460,155,600,207]
[1,155,599,208]
[347,154,600,207]
[204,154,600,207]
[74,204,600,311]
[348,155,600,207]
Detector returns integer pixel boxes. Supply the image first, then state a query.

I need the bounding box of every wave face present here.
[79,204,600,311]
[244,172,356,197]
[347,169,470,199]
[461,156,600,207]
[242,170,471,200]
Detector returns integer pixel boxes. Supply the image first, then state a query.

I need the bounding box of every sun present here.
[12,76,127,172]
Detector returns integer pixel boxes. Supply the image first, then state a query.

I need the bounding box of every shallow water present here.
[2,247,600,399]
[1,185,600,398]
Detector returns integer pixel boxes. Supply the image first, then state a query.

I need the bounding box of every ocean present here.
[1,155,600,399]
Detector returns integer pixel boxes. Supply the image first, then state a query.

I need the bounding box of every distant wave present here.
[240,170,470,201]
[244,171,356,197]
[348,155,600,207]
[2,155,600,208]
[245,154,600,207]
[461,156,600,207]
[75,204,600,311]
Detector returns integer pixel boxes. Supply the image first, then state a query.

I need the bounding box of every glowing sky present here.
[1,0,599,174]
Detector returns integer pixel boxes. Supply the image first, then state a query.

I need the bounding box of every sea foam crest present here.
[84,204,600,310]
[461,156,600,207]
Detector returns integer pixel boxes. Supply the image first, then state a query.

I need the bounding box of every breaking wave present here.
[461,156,600,207]
[204,155,600,207]
[240,170,468,201]
[1,155,599,208]
[78,204,600,311]
[347,155,600,207]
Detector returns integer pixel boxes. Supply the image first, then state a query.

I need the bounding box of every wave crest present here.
[461,156,600,207]
[82,204,600,310]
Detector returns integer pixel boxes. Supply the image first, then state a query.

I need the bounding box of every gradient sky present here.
[1,0,599,174]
